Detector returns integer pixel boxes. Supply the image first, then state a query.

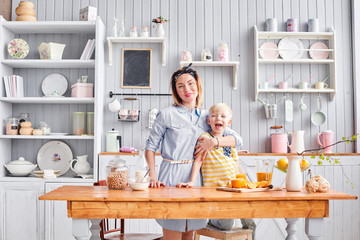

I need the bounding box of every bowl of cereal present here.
[128,177,149,191]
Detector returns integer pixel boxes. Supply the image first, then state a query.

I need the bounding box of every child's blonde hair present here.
[209,103,232,118]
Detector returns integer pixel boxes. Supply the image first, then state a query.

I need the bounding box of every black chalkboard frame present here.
[121,48,152,89]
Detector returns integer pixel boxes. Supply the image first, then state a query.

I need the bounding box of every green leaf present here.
[311,155,315,159]
[317,160,323,166]
[352,135,357,140]
[346,140,350,144]
[346,180,348,183]
[342,137,346,140]
[335,159,339,164]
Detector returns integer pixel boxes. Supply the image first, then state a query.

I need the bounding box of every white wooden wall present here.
[9,0,355,154]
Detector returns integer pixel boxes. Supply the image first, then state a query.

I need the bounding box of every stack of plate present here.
[33,170,61,178]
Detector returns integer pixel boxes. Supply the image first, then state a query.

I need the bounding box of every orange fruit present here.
[255,182,262,188]
[231,178,246,188]
[226,180,232,188]
[236,174,247,179]
[259,181,268,188]
[246,182,257,189]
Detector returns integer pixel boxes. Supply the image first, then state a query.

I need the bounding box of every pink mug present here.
[317,130,334,153]
[278,82,289,89]
[118,109,130,120]
[129,109,139,120]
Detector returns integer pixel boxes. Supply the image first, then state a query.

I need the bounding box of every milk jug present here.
[70,155,90,175]
[135,150,148,182]
[288,130,305,153]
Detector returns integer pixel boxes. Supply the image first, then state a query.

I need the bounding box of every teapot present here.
[70,155,90,175]
[288,130,305,153]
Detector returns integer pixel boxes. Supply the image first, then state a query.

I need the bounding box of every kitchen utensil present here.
[270,126,288,153]
[4,157,37,176]
[42,73,68,97]
[288,130,305,153]
[278,37,304,60]
[307,73,316,83]
[298,81,309,89]
[322,75,330,83]
[317,130,334,153]
[257,98,270,118]
[129,177,149,191]
[141,169,151,183]
[309,42,329,59]
[37,141,73,176]
[266,18,278,32]
[285,74,293,82]
[315,82,328,89]
[285,99,293,122]
[108,98,121,112]
[259,42,279,59]
[106,129,121,152]
[267,73,276,83]
[308,19,319,32]
[311,96,326,126]
[299,95,307,111]
[70,155,91,175]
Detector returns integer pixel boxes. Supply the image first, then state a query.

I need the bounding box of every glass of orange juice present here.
[256,159,275,184]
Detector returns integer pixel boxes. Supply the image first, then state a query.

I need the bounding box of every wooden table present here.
[39,186,357,240]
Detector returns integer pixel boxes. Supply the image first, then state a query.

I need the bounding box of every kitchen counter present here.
[40,186,357,240]
[99,152,360,156]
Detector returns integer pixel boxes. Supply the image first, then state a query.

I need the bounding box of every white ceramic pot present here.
[38,42,66,60]
[285,155,302,192]
[4,157,37,176]
[155,24,165,37]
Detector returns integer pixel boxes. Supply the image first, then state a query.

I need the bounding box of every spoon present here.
[141,169,151,183]
[285,74,293,82]
[299,95,307,111]
[322,75,330,83]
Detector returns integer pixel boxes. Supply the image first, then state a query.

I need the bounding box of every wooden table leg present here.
[90,219,101,240]
[72,219,92,240]
[305,218,324,240]
[285,218,298,240]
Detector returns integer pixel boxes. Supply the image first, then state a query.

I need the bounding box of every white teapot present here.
[70,155,90,175]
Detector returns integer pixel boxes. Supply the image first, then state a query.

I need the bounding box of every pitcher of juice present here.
[256,159,275,185]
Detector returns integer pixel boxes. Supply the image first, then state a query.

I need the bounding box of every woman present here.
[145,64,242,240]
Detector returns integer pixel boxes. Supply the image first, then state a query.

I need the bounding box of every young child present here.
[177,103,256,235]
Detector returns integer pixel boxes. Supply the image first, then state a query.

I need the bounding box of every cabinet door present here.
[44,182,92,240]
[0,182,45,240]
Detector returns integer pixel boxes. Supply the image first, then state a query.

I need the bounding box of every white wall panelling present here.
[10,0,349,153]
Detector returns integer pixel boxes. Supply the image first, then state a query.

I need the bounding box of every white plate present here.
[41,73,68,97]
[49,133,68,136]
[278,37,304,60]
[34,170,61,174]
[37,141,73,176]
[309,42,329,59]
[259,42,279,59]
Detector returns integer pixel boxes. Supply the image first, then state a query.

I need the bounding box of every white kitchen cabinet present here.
[0,182,45,240]
[254,26,336,100]
[0,16,105,180]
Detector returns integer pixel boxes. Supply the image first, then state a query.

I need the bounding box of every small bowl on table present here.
[128,177,149,191]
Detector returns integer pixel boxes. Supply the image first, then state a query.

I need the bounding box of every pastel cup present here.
[118,109,129,120]
[278,82,289,89]
[298,82,309,89]
[129,109,139,120]
[108,99,121,112]
[315,82,328,89]
[259,82,269,89]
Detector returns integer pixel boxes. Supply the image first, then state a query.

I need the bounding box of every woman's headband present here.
[174,63,197,81]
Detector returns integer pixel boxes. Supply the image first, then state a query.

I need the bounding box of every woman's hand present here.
[176,182,194,188]
[194,136,216,160]
[149,178,165,188]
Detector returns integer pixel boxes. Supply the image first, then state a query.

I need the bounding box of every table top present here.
[39,186,357,202]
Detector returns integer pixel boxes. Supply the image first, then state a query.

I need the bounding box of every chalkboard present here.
[121,48,152,88]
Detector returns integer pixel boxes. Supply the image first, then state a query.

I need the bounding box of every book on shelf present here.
[2,75,24,97]
[80,39,95,60]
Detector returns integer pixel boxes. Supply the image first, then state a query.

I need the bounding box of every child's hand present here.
[176,182,194,188]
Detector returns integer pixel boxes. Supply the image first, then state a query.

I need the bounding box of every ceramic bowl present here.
[4,157,37,176]
[128,177,149,191]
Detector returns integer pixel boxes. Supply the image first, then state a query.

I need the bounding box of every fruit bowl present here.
[275,163,311,173]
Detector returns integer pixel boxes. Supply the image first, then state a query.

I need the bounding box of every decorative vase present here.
[155,23,165,37]
[285,155,302,192]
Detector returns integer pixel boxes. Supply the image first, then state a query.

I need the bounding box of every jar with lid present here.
[130,25,138,37]
[106,157,129,189]
[218,41,229,61]
[6,117,19,135]
[141,25,149,37]
[201,48,213,61]
[181,50,192,61]
[72,112,85,135]
[18,113,30,123]
[87,112,94,135]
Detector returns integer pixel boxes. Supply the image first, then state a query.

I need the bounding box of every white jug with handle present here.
[288,130,305,153]
[70,155,90,175]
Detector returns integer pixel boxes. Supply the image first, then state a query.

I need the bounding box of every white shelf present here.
[258,59,335,64]
[254,25,336,100]
[2,20,96,34]
[180,61,239,90]
[0,176,95,183]
[257,31,334,40]
[107,37,167,66]
[258,88,335,93]
[0,135,94,140]
[0,97,94,104]
[1,59,95,68]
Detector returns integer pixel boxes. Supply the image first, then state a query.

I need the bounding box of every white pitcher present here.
[70,155,90,175]
[288,130,305,153]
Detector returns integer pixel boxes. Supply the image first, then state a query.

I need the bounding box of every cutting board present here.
[216,186,284,193]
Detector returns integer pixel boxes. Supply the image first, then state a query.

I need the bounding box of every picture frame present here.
[121,48,152,88]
